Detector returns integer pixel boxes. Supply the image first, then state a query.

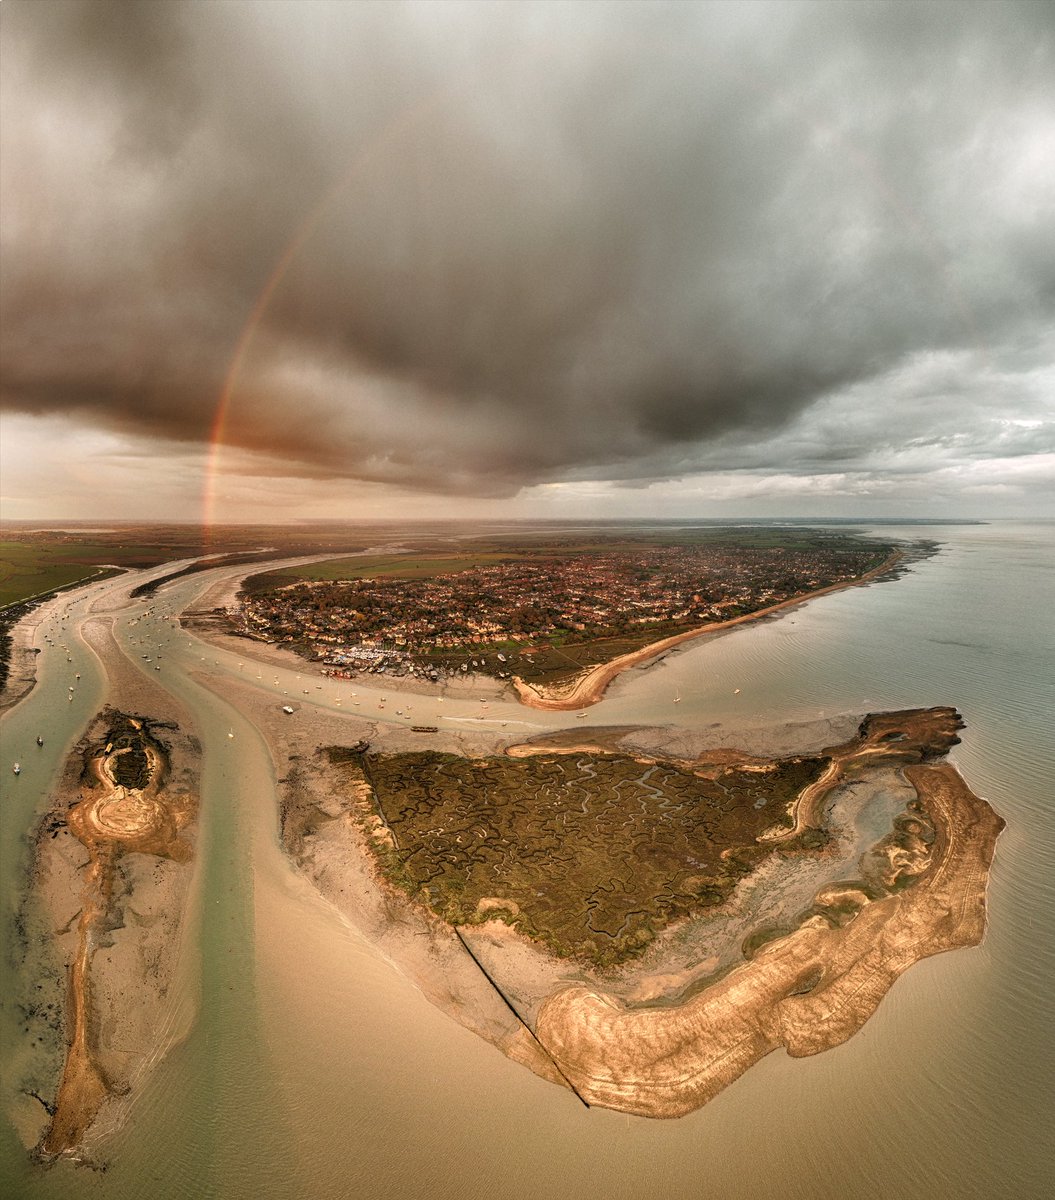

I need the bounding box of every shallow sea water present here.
[1,521,1053,1199]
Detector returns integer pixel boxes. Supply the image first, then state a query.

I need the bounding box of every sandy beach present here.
[513,549,904,710]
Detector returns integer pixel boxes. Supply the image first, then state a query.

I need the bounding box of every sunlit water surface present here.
[2,522,1053,1199]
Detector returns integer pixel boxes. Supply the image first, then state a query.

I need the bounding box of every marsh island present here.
[284,706,1002,1117]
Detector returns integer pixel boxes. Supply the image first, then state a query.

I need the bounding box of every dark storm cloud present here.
[2,0,1053,495]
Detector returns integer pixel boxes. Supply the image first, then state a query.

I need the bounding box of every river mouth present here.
[2,522,1052,1200]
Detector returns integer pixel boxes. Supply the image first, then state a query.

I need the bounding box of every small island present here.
[281,706,1002,1117]
[13,709,199,1158]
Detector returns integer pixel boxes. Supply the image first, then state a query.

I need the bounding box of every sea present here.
[1,520,1052,1199]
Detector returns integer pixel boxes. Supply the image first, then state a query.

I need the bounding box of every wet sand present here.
[1,593,64,713]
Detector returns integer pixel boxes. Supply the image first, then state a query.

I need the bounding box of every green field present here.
[0,540,171,608]
[242,550,535,592]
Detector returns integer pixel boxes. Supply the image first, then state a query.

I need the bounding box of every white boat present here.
[12,763,21,775]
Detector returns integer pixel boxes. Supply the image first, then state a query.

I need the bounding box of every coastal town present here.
[229,538,892,685]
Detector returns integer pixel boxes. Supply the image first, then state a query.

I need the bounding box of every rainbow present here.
[201,89,446,535]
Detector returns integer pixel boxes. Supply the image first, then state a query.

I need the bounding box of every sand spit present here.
[182,581,998,1126]
[17,704,199,1161]
[512,550,903,710]
[534,760,1003,1118]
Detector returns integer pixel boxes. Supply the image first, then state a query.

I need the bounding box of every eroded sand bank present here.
[535,760,1002,1116]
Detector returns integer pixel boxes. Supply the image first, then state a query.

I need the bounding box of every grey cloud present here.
[2,0,1053,497]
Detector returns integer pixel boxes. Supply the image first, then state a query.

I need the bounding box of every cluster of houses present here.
[232,541,880,676]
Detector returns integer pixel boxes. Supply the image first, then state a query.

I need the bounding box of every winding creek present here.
[2,522,1053,1198]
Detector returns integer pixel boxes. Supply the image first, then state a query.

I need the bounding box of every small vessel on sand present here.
[12,763,21,775]
[36,736,44,747]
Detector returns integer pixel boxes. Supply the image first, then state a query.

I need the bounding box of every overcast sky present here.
[2,0,1052,523]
